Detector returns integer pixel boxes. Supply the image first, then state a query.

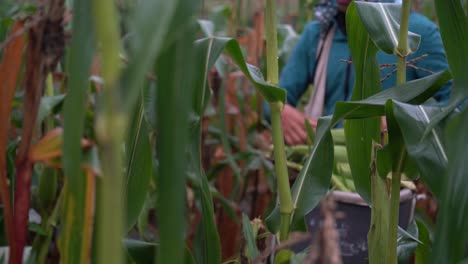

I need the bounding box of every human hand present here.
[281,104,317,145]
[381,116,388,144]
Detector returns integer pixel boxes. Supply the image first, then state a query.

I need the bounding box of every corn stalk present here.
[386,1,411,263]
[92,0,125,263]
[265,0,294,242]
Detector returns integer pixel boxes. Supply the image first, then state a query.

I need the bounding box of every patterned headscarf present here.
[313,0,338,34]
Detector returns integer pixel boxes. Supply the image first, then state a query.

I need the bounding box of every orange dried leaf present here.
[30,127,94,162]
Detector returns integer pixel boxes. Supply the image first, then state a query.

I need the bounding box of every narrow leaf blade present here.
[124,97,153,232]
[344,2,382,203]
[355,2,421,55]
[432,108,468,263]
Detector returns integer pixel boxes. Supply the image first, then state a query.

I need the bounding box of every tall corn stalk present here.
[387,1,411,263]
[92,0,124,263]
[265,0,294,242]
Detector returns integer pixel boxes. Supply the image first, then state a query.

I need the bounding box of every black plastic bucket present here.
[294,189,416,263]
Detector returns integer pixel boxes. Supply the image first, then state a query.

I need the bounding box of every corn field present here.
[0,0,467,263]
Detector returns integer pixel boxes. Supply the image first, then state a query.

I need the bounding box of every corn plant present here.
[255,0,467,262]
[343,1,468,262]
[272,0,467,262]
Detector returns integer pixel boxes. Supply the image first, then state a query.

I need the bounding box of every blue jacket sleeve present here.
[411,15,451,104]
[263,22,319,120]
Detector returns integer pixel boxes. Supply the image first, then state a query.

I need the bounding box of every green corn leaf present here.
[344,2,385,203]
[266,117,334,232]
[125,239,157,264]
[136,192,152,239]
[305,120,315,145]
[242,214,260,260]
[187,134,221,264]
[384,98,410,247]
[354,2,421,56]
[193,38,241,182]
[61,0,95,262]
[197,19,215,37]
[124,95,153,232]
[432,108,468,263]
[398,224,423,245]
[274,250,295,264]
[424,0,468,132]
[334,71,451,119]
[435,0,468,91]
[154,12,199,264]
[368,143,391,264]
[121,0,181,112]
[415,220,431,264]
[391,102,448,198]
[37,168,58,213]
[463,0,468,16]
[124,240,195,264]
[375,144,392,181]
[59,172,95,264]
[397,221,420,263]
[211,188,238,222]
[288,117,334,231]
[186,137,222,264]
[192,166,222,264]
[37,95,65,127]
[217,81,242,183]
[143,82,157,129]
[265,71,450,233]
[62,0,95,200]
[184,34,232,264]
[196,37,286,103]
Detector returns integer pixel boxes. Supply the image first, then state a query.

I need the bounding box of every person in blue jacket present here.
[272,0,451,145]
